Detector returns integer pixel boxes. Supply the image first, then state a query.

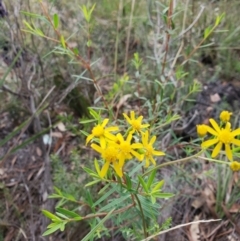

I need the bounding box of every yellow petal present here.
[100,161,110,178]
[118,155,125,167]
[104,132,117,141]
[131,143,144,149]
[206,126,218,136]
[201,138,219,148]
[117,133,124,143]
[123,113,132,125]
[231,128,240,137]
[212,141,222,158]
[150,156,156,165]
[91,143,102,154]
[86,134,94,144]
[131,150,144,161]
[231,138,240,146]
[141,124,150,128]
[99,136,107,148]
[126,133,133,143]
[130,111,135,120]
[145,158,150,167]
[152,150,165,156]
[150,136,156,145]
[225,144,233,161]
[105,126,119,132]
[101,119,109,128]
[209,119,221,133]
[141,131,148,146]
[113,162,123,177]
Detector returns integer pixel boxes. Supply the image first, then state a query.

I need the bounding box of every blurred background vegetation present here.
[1,0,240,240]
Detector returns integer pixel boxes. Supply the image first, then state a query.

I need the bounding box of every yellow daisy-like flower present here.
[141,131,165,167]
[229,161,240,172]
[201,118,240,161]
[220,111,232,122]
[123,111,149,134]
[86,119,118,146]
[91,141,123,178]
[196,124,208,137]
[115,132,144,166]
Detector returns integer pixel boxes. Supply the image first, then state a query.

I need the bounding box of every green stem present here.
[143,150,205,177]
[134,194,148,238]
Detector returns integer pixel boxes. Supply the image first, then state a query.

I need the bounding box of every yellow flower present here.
[201,119,240,161]
[123,111,149,134]
[86,119,118,146]
[229,161,240,172]
[196,124,208,137]
[220,111,232,122]
[141,131,165,167]
[115,132,144,166]
[91,141,123,178]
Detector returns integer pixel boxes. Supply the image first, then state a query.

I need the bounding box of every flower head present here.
[141,131,165,167]
[201,118,240,161]
[220,111,232,122]
[229,161,240,172]
[91,141,122,178]
[115,132,144,166]
[86,119,118,146]
[197,124,208,137]
[123,111,149,134]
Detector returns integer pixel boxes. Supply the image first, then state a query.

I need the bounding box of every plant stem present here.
[134,194,148,238]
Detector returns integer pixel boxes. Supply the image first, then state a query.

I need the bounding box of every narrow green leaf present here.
[73,47,79,55]
[147,169,156,189]
[42,210,61,221]
[60,35,66,49]
[94,159,101,176]
[125,174,132,190]
[85,180,101,187]
[204,26,211,39]
[53,13,59,28]
[60,222,66,231]
[152,192,174,199]
[56,212,68,219]
[151,195,156,204]
[23,20,34,31]
[81,209,115,241]
[42,223,62,236]
[138,175,148,193]
[56,208,81,219]
[151,180,164,193]
[88,108,99,120]
[53,186,62,195]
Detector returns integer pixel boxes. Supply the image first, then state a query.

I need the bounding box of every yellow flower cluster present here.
[86,111,165,178]
[197,111,240,171]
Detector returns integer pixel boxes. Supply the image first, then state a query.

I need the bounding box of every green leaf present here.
[152,192,174,199]
[73,47,79,55]
[151,180,164,193]
[215,13,225,26]
[125,174,132,190]
[60,35,66,49]
[23,20,34,31]
[81,208,115,241]
[94,159,101,176]
[42,210,61,221]
[88,108,99,120]
[56,208,82,219]
[85,180,101,187]
[138,175,148,193]
[204,26,212,39]
[53,13,59,28]
[147,169,156,189]
[42,223,62,236]
[151,195,156,204]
